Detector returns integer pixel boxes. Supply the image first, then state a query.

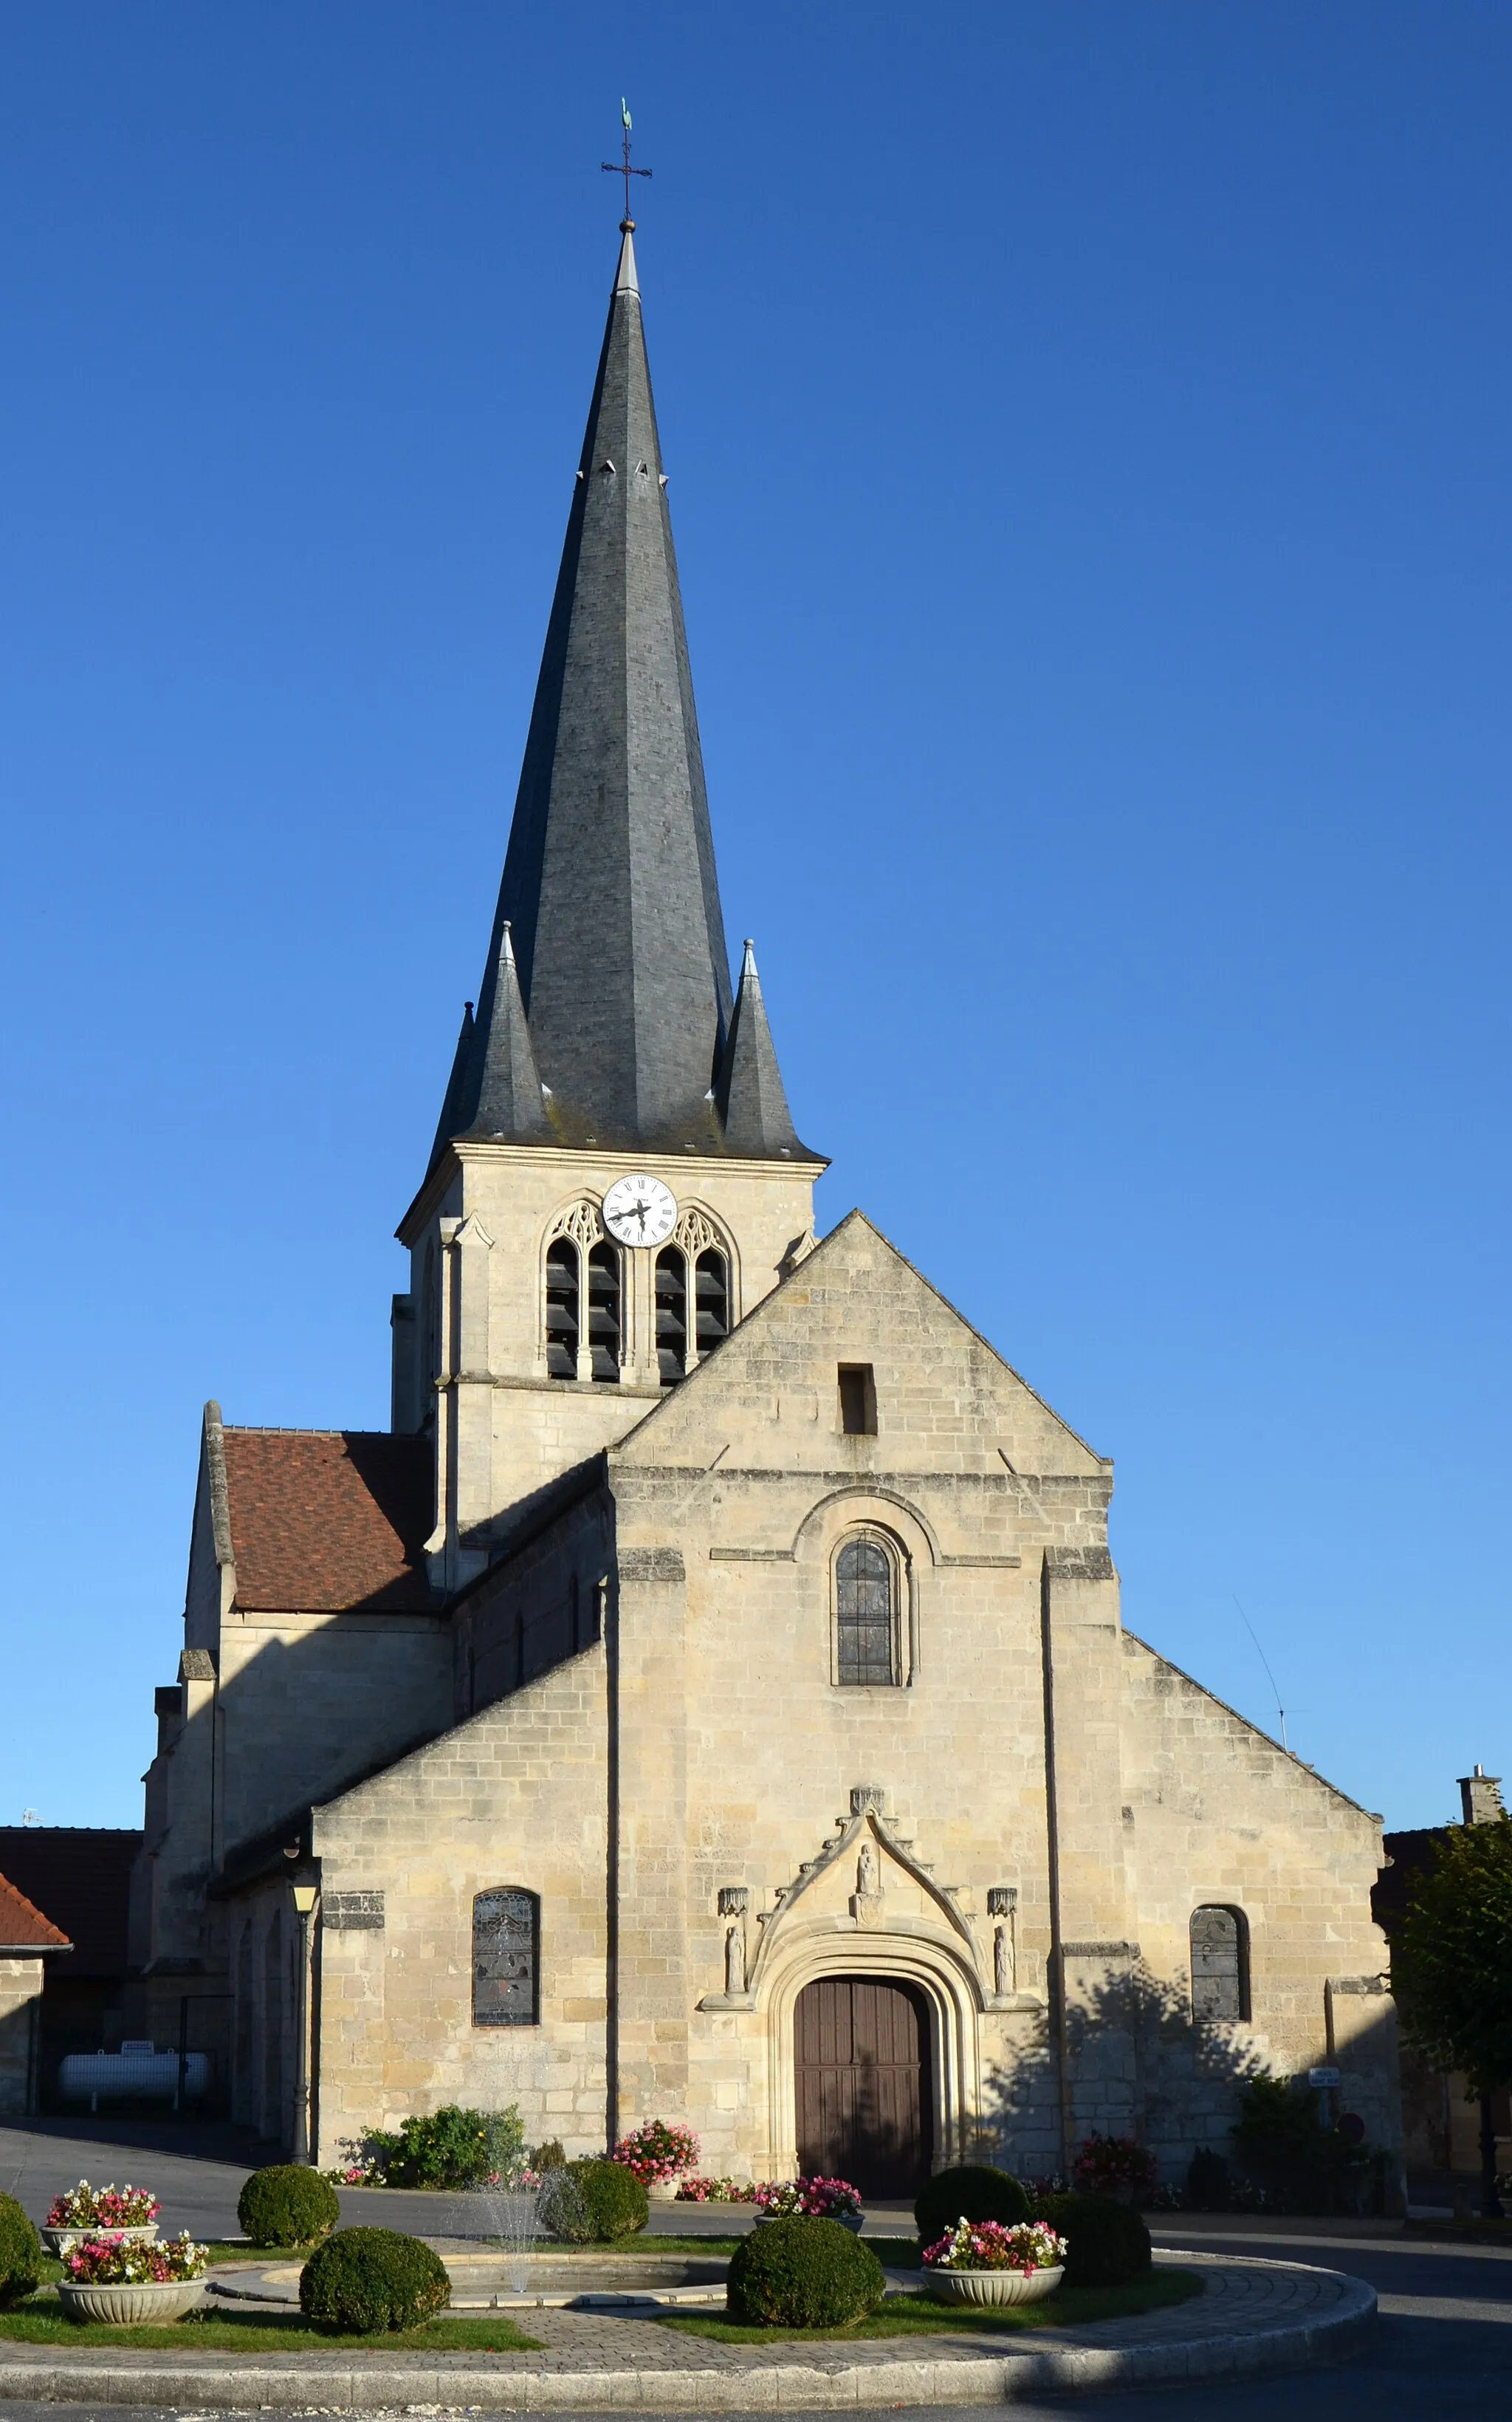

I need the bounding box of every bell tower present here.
[391,223,824,1589]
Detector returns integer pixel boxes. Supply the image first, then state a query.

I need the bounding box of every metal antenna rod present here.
[1233,1594,1288,1752]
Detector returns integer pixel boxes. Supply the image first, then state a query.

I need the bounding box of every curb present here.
[0,2259,1376,2409]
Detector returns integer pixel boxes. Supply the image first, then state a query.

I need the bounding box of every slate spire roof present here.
[431,223,821,1167]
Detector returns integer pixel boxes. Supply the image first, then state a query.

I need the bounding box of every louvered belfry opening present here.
[655,1247,688,1385]
[694,1249,729,1355]
[585,1241,622,1382]
[543,1238,580,1379]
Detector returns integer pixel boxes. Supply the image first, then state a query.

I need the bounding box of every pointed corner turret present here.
[716,939,820,1162]
[425,1001,476,1176]
[456,922,549,1146]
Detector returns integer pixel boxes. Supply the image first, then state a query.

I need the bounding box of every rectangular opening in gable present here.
[838,1363,877,1435]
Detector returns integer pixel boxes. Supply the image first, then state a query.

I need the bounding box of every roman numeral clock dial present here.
[601,1174,678,1248]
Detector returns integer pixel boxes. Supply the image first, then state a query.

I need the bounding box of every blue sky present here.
[1,3,1508,1832]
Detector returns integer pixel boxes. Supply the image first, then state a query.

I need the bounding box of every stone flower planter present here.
[56,2278,204,2325]
[645,2178,682,2205]
[41,2224,159,2258]
[929,2263,1065,2307]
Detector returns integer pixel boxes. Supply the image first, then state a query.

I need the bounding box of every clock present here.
[601,1174,678,1249]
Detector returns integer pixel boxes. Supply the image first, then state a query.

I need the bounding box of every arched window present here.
[655,1246,688,1383]
[834,1533,898,1687]
[542,1210,620,1385]
[1190,1905,1249,2023]
[473,1887,540,2026]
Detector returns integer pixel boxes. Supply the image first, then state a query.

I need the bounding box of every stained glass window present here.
[472,1888,539,2026]
[836,1537,896,1687]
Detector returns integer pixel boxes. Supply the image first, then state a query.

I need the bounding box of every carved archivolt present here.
[548,1200,604,1249]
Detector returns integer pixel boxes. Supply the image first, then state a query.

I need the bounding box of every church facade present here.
[131,225,1399,2192]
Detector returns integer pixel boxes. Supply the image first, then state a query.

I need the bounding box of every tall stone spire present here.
[469,224,732,1150]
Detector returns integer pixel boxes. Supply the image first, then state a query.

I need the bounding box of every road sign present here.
[1307,2065,1341,2088]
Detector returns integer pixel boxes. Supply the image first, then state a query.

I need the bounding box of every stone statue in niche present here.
[716,1886,749,1995]
[988,1884,1017,1997]
[850,1836,884,1929]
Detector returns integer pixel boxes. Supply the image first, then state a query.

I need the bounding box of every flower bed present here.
[611,2121,700,2186]
[755,2175,862,2219]
[676,2175,757,2203]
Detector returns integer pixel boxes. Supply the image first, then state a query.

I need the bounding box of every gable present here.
[616,1209,1106,1480]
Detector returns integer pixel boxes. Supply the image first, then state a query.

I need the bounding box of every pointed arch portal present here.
[794,1974,932,2197]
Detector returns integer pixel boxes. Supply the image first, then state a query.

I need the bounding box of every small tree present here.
[1392,1815,1512,2217]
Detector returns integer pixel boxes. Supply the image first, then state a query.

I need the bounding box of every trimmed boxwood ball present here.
[238,2163,341,2248]
[913,2163,1031,2246]
[543,2159,648,2242]
[299,2226,450,2333]
[1034,2192,1151,2287]
[727,2216,885,2328]
[0,2194,43,2308]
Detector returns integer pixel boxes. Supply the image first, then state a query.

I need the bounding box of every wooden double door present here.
[794,1975,932,2198]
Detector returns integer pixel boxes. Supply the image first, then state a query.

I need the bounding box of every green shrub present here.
[914,2163,1030,2246]
[237,2165,340,2248]
[0,2195,42,2309]
[365,2104,526,2189]
[1230,2076,1367,2212]
[299,2227,450,2333]
[727,2216,885,2327]
[1186,2147,1230,2212]
[1033,2192,1151,2287]
[539,2159,648,2242]
[529,2138,567,2173]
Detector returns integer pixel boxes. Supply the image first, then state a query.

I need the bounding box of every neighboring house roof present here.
[0,1867,72,1955]
[221,1427,435,1613]
[0,1829,137,1976]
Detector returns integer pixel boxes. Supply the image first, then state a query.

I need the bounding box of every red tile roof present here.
[221,1429,434,1613]
[0,1830,138,1976]
[0,1868,72,1952]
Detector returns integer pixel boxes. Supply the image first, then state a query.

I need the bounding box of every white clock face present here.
[601,1174,678,1249]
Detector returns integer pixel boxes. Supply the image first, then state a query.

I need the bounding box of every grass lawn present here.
[0,2301,542,2353]
[656,2268,1203,2343]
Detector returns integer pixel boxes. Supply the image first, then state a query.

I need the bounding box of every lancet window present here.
[834,1531,900,1687]
[543,1206,621,1385]
[654,1211,732,1385]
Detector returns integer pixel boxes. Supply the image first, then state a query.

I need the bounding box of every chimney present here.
[1458,1764,1505,1825]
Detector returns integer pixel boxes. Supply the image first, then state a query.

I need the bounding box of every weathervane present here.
[602,97,651,227]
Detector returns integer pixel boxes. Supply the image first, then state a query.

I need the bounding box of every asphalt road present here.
[3,2118,1510,2415]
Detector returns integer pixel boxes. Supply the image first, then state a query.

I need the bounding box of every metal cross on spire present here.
[602,97,651,227]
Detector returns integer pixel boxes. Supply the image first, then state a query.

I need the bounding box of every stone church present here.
[131,224,1399,2192]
